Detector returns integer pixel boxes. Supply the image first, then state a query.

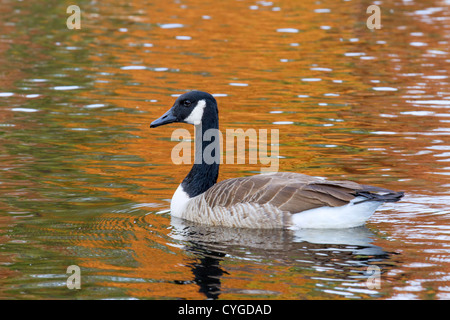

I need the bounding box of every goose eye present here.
[183,100,191,107]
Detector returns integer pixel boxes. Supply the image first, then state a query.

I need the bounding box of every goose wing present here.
[202,172,403,214]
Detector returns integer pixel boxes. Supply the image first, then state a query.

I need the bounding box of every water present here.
[0,0,449,300]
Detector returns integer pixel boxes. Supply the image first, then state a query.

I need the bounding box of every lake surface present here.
[0,0,449,300]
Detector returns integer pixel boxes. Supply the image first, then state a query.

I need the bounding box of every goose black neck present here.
[181,113,219,198]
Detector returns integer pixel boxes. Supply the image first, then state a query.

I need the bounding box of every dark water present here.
[0,0,449,299]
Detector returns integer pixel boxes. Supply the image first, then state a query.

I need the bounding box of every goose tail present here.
[353,190,404,204]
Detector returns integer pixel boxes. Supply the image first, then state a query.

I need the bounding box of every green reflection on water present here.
[0,0,154,299]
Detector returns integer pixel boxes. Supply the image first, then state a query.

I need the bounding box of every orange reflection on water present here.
[66,0,450,299]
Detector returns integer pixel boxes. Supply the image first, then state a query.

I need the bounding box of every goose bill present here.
[150,108,177,128]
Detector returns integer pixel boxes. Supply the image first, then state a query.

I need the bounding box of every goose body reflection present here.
[151,91,404,229]
[169,217,391,299]
[170,216,384,253]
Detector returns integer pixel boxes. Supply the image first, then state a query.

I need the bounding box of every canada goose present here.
[150,91,403,229]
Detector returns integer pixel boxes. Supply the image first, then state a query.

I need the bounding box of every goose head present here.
[150,91,218,128]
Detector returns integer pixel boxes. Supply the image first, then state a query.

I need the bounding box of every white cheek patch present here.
[184,99,206,125]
